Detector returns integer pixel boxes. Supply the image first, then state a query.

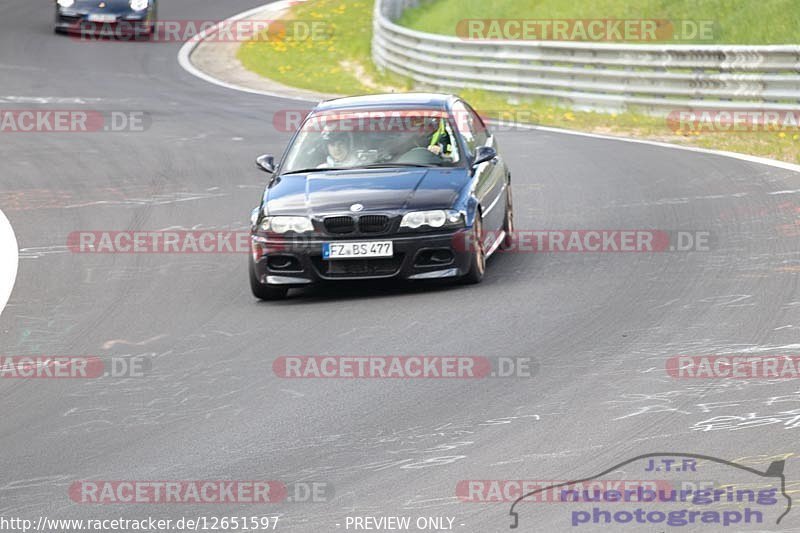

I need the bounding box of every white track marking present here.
[0,209,19,316]
[102,334,167,350]
[177,1,316,102]
[768,188,800,195]
[506,122,800,174]
[178,2,800,175]
[0,96,104,104]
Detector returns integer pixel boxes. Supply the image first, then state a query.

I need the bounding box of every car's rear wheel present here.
[249,257,288,301]
[462,212,486,285]
[500,182,514,250]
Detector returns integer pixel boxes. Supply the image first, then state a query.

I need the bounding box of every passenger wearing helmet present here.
[319,130,358,168]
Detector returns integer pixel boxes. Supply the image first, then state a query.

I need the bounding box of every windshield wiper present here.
[354,163,438,169]
[282,163,439,175]
[281,167,352,175]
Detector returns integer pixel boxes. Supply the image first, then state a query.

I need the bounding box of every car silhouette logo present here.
[350,204,364,212]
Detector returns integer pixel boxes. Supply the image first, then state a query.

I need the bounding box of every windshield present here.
[281,109,462,173]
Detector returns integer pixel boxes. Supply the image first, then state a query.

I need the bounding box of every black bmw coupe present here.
[248,93,514,300]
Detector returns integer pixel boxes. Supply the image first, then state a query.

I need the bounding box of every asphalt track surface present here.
[1,0,799,531]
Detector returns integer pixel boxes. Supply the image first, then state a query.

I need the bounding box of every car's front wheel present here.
[249,257,288,301]
[461,211,486,285]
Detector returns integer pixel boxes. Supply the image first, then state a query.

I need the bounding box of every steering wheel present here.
[396,147,441,165]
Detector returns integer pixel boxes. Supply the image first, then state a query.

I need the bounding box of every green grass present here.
[238,0,411,94]
[399,0,800,44]
[237,0,800,163]
[459,90,800,163]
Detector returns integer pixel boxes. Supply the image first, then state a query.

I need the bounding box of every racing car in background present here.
[54,0,157,36]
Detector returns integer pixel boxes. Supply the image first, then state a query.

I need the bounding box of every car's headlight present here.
[259,216,314,234]
[129,0,149,11]
[400,210,463,229]
[57,0,75,7]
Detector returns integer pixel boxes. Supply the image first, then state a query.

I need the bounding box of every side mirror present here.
[256,154,276,174]
[471,146,497,170]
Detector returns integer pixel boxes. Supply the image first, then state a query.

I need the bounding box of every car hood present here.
[264,168,469,216]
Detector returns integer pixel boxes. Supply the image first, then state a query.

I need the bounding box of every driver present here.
[427,117,453,157]
[413,117,453,158]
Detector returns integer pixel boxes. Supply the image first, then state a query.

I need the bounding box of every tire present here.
[500,182,515,250]
[249,258,288,301]
[461,211,486,284]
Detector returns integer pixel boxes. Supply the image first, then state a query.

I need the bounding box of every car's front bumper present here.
[250,230,473,287]
[55,9,153,34]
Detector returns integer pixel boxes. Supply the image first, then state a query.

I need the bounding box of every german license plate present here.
[88,13,117,23]
[323,241,393,260]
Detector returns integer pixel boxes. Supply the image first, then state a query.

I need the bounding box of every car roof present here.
[313,93,457,113]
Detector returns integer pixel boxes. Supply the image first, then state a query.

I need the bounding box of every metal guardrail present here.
[372,0,800,113]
